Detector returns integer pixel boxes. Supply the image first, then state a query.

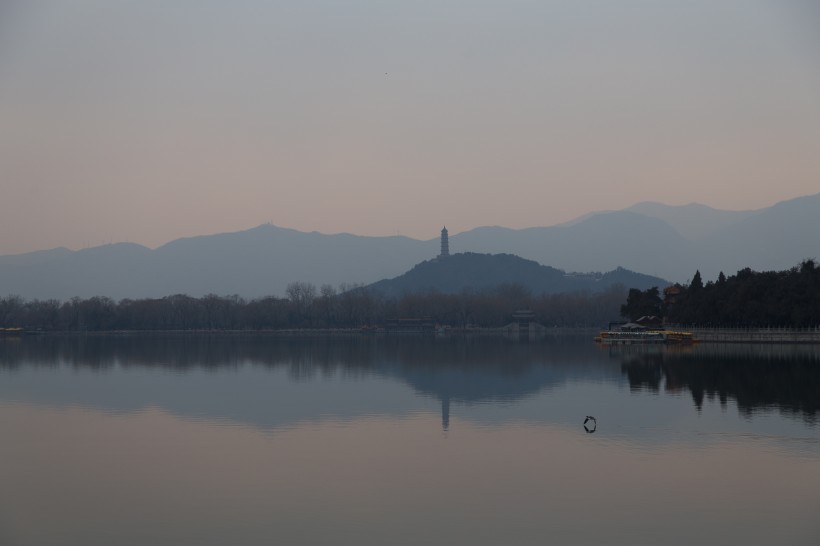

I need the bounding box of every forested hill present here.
[366,253,668,297]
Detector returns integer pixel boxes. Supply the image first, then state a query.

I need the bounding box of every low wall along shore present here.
[674,327,820,344]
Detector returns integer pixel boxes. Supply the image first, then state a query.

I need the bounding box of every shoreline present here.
[8,326,597,337]
[7,326,820,344]
[684,327,820,344]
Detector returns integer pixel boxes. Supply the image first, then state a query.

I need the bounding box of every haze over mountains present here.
[1,193,817,301]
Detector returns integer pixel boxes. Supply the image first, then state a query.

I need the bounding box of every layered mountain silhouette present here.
[0,193,817,300]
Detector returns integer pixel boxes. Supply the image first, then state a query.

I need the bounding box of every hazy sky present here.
[1,1,819,255]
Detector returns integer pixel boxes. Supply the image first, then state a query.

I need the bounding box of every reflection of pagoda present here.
[439,226,450,259]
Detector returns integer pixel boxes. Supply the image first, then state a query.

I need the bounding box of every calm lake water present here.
[1,334,818,546]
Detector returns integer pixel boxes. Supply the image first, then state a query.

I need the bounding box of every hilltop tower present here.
[439,226,450,258]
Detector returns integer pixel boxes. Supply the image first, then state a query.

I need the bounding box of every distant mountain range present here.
[366,253,666,297]
[452,193,820,282]
[0,193,817,300]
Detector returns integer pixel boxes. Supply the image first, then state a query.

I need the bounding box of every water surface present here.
[1,335,818,545]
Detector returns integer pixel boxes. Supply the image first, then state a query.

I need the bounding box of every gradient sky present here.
[1,1,819,255]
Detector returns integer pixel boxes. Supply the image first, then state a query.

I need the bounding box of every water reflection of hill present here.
[3,336,819,428]
[614,344,820,424]
[1,334,606,380]
[0,335,617,430]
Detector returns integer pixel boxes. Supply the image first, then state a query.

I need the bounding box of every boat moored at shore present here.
[594,330,696,345]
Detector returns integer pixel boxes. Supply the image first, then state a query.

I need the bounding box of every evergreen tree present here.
[690,270,703,291]
[620,286,663,321]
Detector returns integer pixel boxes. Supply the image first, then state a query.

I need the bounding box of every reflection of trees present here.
[0,335,382,375]
[618,345,820,423]
[0,333,605,398]
[4,335,818,429]
[0,334,612,432]
[0,334,601,373]
[620,353,664,392]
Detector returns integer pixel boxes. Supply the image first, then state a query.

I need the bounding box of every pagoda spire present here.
[439,226,450,258]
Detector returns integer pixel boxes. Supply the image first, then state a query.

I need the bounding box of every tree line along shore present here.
[1,260,818,333]
[0,283,624,332]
